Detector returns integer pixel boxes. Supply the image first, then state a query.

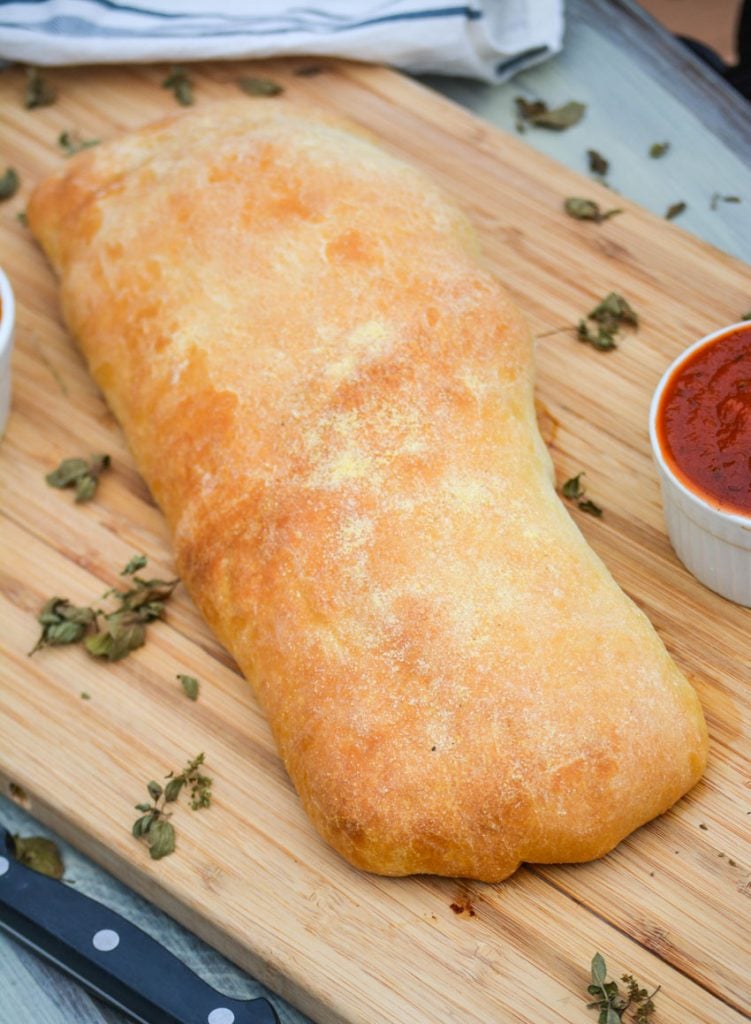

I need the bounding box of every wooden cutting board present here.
[1,59,749,1024]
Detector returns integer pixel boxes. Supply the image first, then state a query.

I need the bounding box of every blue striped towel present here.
[0,1,563,82]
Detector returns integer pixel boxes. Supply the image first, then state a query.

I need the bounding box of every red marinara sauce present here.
[657,324,751,516]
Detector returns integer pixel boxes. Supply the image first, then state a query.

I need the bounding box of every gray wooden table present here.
[3,1,751,1021]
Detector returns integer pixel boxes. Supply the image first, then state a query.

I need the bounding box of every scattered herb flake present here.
[17,210,28,225]
[80,691,91,700]
[586,953,660,1024]
[564,197,622,223]
[162,65,194,106]
[665,201,686,220]
[514,96,586,131]
[577,319,618,351]
[58,130,100,157]
[591,951,607,987]
[578,499,603,517]
[514,97,546,123]
[742,311,751,321]
[0,167,20,201]
[533,100,586,130]
[146,818,176,859]
[294,64,324,77]
[86,568,178,663]
[238,76,283,97]
[649,141,670,158]
[132,753,212,860]
[699,822,708,830]
[24,67,56,109]
[121,554,148,576]
[590,292,639,330]
[168,752,213,810]
[178,673,200,701]
[572,292,638,353]
[710,192,741,211]
[147,780,163,801]
[561,474,604,517]
[10,834,64,879]
[29,597,98,655]
[31,555,179,662]
[587,149,609,176]
[45,453,110,502]
[562,473,585,499]
[84,620,146,661]
[164,776,185,803]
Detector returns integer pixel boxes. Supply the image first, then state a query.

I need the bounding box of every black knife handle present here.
[0,841,279,1024]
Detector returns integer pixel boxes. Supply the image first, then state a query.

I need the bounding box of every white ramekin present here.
[0,267,15,439]
[649,322,751,606]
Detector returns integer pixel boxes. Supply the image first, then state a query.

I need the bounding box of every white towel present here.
[0,1,563,83]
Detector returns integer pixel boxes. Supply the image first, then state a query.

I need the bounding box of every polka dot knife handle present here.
[0,831,279,1024]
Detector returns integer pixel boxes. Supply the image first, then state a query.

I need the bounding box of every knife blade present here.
[0,829,279,1024]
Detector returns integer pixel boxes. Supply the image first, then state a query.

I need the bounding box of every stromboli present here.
[28,99,708,881]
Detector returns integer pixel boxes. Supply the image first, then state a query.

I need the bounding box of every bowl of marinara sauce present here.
[649,321,751,606]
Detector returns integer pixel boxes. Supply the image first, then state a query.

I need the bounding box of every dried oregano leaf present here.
[530,100,586,130]
[162,66,194,106]
[147,781,163,801]
[562,473,585,499]
[665,201,686,220]
[178,674,200,701]
[649,141,670,158]
[0,167,20,201]
[561,474,604,517]
[238,77,283,97]
[45,453,110,502]
[58,130,100,157]
[132,813,155,838]
[164,777,185,803]
[577,499,603,517]
[132,753,213,861]
[514,96,586,131]
[75,475,97,502]
[589,292,638,329]
[577,319,617,351]
[80,557,178,662]
[587,149,609,176]
[591,953,607,987]
[29,597,98,655]
[24,67,55,109]
[45,457,90,487]
[710,192,741,210]
[514,97,547,121]
[11,835,64,879]
[121,554,148,576]
[146,819,176,860]
[585,953,659,1024]
[564,197,622,223]
[85,614,147,662]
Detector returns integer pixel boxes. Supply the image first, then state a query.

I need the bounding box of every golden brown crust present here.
[28,99,707,881]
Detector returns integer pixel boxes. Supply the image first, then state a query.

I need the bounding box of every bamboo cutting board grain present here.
[1,60,749,1024]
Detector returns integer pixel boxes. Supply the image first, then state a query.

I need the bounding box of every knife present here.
[0,829,280,1024]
